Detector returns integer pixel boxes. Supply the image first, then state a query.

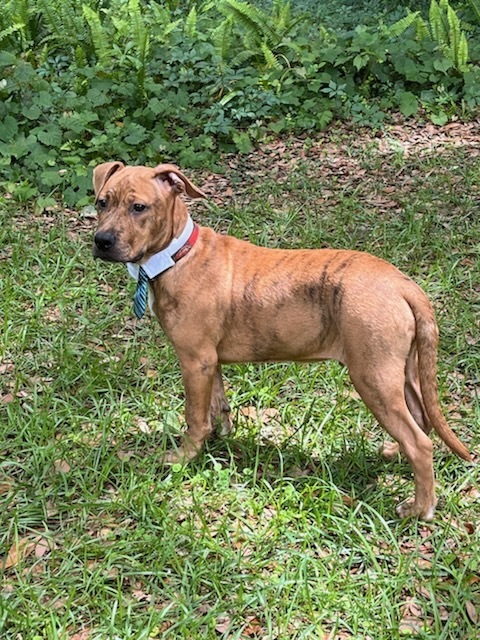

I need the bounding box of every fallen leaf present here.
[69,630,92,640]
[466,601,478,624]
[34,537,54,559]
[0,478,15,494]
[2,537,37,569]
[132,588,152,603]
[243,615,263,636]
[54,459,71,473]
[215,616,232,634]
[134,416,151,434]
[1,393,14,404]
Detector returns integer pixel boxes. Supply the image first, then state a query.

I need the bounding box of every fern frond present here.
[0,23,24,45]
[213,17,233,63]
[219,0,278,47]
[39,0,90,52]
[261,40,281,68]
[230,48,256,67]
[429,0,446,45]
[149,3,181,42]
[82,5,111,64]
[415,16,431,41]
[185,5,197,37]
[273,0,290,32]
[128,0,150,61]
[457,31,469,68]
[388,11,421,37]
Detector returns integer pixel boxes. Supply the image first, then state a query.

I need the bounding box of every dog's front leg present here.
[162,353,217,464]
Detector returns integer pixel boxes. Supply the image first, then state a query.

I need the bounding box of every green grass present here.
[1,131,479,639]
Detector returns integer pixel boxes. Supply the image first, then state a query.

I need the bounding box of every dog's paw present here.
[396,498,436,521]
[216,413,232,437]
[379,441,400,460]
[160,446,198,466]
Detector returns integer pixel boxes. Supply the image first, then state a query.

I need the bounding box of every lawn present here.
[0,123,479,639]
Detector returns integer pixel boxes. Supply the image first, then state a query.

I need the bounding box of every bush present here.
[0,0,479,205]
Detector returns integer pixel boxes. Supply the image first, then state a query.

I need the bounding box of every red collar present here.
[171,223,199,262]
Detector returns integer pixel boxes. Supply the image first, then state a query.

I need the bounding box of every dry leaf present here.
[69,630,92,640]
[243,615,263,636]
[0,478,15,494]
[34,537,53,559]
[117,450,134,461]
[132,589,152,603]
[134,416,151,434]
[2,537,36,569]
[1,393,14,404]
[466,601,478,624]
[54,459,71,473]
[215,616,232,634]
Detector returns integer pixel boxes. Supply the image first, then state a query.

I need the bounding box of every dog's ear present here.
[153,164,206,199]
[93,162,125,196]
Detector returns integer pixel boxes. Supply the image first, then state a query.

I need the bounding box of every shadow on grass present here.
[180,430,411,516]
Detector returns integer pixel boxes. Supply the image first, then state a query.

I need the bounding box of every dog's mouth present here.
[92,244,145,264]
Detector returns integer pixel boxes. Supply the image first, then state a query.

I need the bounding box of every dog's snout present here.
[94,230,116,251]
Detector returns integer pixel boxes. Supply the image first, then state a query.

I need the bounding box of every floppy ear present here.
[153,164,206,199]
[93,162,125,196]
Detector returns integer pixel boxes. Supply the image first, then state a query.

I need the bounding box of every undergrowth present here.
[0,0,479,206]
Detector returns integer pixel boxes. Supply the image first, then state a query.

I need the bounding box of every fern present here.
[128,0,150,60]
[260,40,281,68]
[0,23,24,46]
[393,0,469,71]
[219,0,278,47]
[213,17,234,65]
[388,11,421,37]
[457,31,469,69]
[82,5,111,65]
[149,3,181,43]
[185,5,197,38]
[217,0,304,69]
[273,0,290,32]
[414,16,430,41]
[38,0,90,54]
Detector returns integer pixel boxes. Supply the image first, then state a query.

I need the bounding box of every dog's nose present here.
[94,231,116,251]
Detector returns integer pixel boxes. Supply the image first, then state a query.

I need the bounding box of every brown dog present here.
[92,162,471,520]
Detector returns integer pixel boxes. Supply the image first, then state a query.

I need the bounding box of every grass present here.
[0,128,479,639]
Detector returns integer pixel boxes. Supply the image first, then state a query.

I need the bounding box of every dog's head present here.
[92,162,206,263]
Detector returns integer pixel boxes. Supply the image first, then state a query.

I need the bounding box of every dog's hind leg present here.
[211,365,232,436]
[380,345,431,461]
[348,357,437,520]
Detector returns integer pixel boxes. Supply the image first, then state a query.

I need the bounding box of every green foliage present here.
[0,0,479,205]
[389,0,470,70]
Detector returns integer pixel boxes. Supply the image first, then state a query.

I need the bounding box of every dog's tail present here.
[408,292,472,462]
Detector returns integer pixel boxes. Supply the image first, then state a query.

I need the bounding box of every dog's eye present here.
[97,198,107,210]
[133,203,147,213]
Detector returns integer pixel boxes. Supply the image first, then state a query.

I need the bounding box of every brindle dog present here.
[92,162,471,521]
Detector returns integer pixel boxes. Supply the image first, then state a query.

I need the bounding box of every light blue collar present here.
[126,215,194,281]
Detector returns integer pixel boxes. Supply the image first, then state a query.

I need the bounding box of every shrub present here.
[0,0,478,205]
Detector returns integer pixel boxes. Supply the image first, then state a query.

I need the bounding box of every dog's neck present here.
[126,214,196,281]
